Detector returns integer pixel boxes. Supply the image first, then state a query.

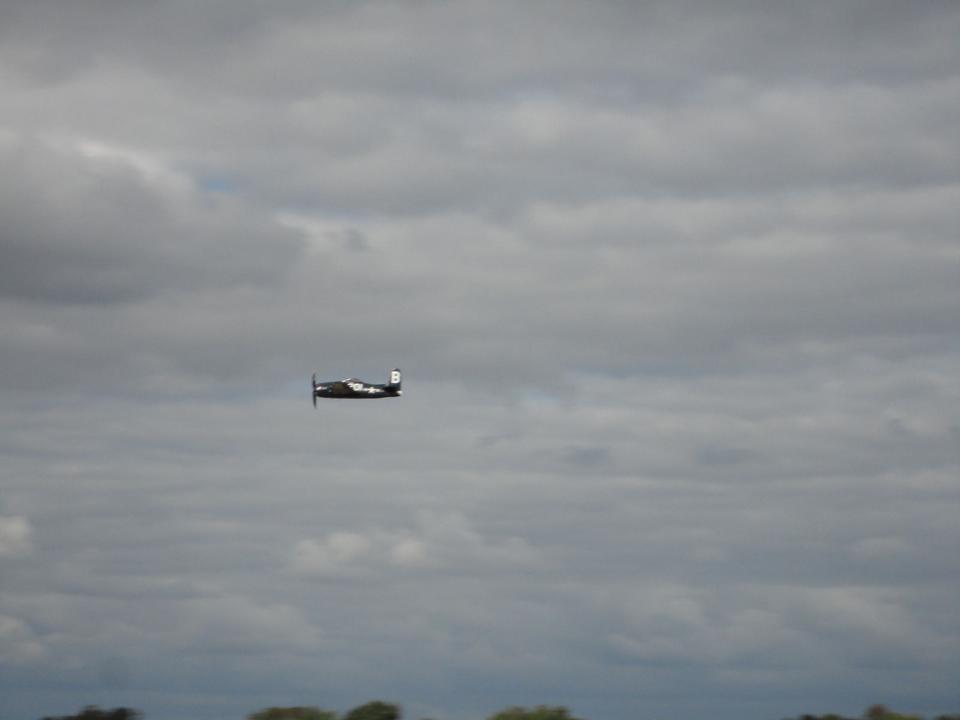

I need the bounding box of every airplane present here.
[312,369,402,405]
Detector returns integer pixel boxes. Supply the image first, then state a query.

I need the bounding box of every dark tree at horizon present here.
[247,707,338,720]
[343,701,402,720]
[487,706,585,720]
[783,705,950,720]
[42,707,140,720]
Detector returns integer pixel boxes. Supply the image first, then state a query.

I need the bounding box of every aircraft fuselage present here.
[312,369,402,403]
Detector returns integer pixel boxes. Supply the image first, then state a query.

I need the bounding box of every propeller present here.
[311,373,317,408]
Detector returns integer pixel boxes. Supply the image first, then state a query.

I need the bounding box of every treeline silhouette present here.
[40,702,960,720]
[786,706,960,720]
[42,708,140,720]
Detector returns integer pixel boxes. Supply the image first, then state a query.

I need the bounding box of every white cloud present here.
[291,512,540,579]
[175,596,321,654]
[291,532,374,578]
[0,516,32,557]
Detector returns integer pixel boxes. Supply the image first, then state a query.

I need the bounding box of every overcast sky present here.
[1,3,958,720]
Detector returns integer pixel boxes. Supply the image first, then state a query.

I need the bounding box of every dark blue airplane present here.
[312,369,402,405]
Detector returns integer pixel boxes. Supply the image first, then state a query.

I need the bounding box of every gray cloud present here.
[0,3,958,720]
[0,137,304,305]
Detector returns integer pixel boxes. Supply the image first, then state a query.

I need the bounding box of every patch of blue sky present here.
[198,175,242,194]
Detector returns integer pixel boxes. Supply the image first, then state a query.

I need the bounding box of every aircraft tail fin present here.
[388,368,402,395]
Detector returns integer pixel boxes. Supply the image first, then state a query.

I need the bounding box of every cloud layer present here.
[1,3,958,720]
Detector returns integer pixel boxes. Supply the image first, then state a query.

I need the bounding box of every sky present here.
[1,2,958,720]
